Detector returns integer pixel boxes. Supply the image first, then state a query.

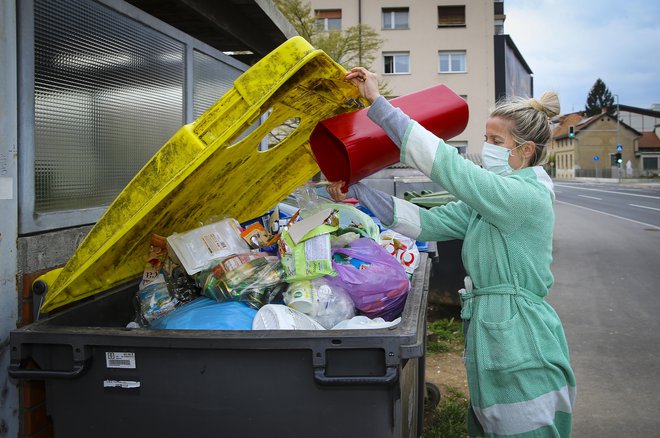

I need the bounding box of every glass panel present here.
[34,0,185,213]
[394,11,408,29]
[384,56,394,73]
[451,55,463,72]
[327,18,342,30]
[193,50,242,119]
[382,12,392,29]
[395,55,409,73]
[439,54,449,72]
[643,157,658,169]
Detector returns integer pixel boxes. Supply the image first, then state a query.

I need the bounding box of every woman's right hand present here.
[326,181,348,202]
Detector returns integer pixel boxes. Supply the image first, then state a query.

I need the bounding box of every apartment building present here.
[307,0,532,157]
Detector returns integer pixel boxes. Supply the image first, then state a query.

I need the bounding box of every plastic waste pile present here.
[130,183,425,331]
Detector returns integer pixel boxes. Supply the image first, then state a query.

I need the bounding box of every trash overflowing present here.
[129,183,426,331]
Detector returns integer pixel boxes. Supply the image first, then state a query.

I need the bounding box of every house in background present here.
[550,105,660,179]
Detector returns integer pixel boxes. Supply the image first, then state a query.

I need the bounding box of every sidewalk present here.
[554,177,660,190]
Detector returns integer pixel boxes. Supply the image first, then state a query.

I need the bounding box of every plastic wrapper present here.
[328,238,410,321]
[196,254,286,309]
[138,282,179,323]
[380,229,421,276]
[278,209,339,282]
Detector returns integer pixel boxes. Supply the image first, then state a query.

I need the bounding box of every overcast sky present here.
[504,0,660,114]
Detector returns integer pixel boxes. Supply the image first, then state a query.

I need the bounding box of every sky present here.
[503,0,660,114]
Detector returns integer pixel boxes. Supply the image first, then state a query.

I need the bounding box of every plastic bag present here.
[328,238,410,321]
[150,298,257,330]
[305,202,381,242]
[331,315,401,330]
[380,229,420,276]
[252,304,326,330]
[196,254,286,309]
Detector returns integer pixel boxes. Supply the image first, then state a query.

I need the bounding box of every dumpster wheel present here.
[424,382,441,410]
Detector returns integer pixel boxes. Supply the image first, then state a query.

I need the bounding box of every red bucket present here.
[309,85,469,189]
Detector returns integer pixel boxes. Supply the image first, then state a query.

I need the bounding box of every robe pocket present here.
[476,312,538,371]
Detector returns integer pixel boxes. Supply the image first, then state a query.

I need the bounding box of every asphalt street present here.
[547,184,660,437]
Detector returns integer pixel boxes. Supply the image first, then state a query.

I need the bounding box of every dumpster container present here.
[9,36,434,438]
[9,255,431,438]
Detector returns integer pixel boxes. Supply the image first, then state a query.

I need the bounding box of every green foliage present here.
[424,386,469,437]
[585,78,615,117]
[427,318,464,353]
[274,0,383,69]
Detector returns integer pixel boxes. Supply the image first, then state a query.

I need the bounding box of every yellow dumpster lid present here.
[40,36,366,312]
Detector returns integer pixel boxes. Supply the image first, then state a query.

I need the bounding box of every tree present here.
[274,0,384,73]
[585,78,614,117]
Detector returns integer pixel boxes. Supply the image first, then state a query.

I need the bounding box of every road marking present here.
[556,200,660,229]
[578,194,602,200]
[554,183,660,200]
[630,203,660,212]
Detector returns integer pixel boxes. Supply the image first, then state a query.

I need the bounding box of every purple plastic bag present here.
[328,238,411,321]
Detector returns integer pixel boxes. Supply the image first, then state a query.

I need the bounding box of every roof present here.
[553,113,584,139]
[611,104,660,119]
[638,131,660,150]
[125,0,297,65]
[553,111,640,140]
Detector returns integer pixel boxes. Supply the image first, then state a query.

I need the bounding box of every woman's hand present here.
[326,181,348,202]
[345,67,380,103]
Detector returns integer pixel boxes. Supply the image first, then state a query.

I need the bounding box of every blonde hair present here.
[490,91,560,167]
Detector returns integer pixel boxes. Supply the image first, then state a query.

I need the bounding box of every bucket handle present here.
[313,366,398,385]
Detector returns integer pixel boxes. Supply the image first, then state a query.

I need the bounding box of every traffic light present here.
[615,152,622,165]
[568,126,575,138]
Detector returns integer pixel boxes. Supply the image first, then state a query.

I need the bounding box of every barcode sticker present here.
[105,352,136,369]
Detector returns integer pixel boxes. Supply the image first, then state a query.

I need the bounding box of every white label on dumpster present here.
[105,352,136,369]
[103,380,141,389]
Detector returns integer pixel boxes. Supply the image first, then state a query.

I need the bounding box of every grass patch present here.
[424,386,469,437]
[427,317,464,353]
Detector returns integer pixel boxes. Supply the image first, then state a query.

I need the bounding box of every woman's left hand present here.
[345,67,380,103]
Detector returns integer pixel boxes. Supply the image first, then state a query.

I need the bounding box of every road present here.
[554,181,660,228]
[547,182,660,436]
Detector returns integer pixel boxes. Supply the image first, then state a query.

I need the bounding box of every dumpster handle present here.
[8,361,87,380]
[313,366,398,385]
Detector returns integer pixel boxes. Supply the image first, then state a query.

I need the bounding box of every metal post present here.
[615,94,621,182]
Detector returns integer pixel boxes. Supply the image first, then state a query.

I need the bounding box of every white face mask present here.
[481,142,519,176]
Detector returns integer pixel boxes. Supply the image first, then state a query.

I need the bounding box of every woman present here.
[327,67,576,437]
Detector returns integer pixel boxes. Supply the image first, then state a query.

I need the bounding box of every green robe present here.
[384,121,576,437]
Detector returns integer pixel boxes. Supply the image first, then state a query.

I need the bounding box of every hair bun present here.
[530,91,560,118]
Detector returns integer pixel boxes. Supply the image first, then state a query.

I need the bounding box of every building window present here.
[315,9,342,31]
[439,51,466,73]
[438,5,466,27]
[643,156,659,170]
[383,52,410,74]
[382,8,409,30]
